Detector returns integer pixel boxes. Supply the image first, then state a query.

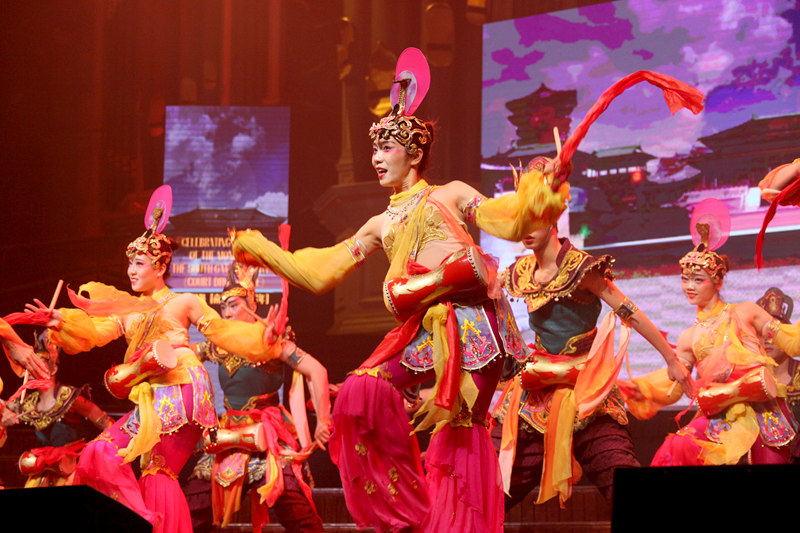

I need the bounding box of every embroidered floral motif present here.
[189,366,218,429]
[122,410,141,438]
[142,454,178,480]
[155,385,187,433]
[352,367,393,381]
[215,451,250,487]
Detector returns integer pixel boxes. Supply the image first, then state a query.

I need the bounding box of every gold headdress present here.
[369,48,432,156]
[222,261,259,306]
[34,330,59,366]
[679,223,728,279]
[369,90,432,155]
[126,205,173,269]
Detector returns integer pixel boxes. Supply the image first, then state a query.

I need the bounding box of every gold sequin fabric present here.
[504,239,614,313]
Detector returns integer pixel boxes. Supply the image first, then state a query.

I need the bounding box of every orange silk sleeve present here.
[621,368,683,420]
[48,308,123,355]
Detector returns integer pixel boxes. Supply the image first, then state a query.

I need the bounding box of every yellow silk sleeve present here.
[473,162,570,242]
[773,321,800,358]
[231,229,361,295]
[196,297,281,363]
[623,368,682,420]
[49,308,123,355]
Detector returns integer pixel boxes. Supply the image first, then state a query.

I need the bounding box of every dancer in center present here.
[229,48,559,532]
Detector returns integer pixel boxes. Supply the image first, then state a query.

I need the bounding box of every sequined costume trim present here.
[15,384,87,431]
[504,239,614,313]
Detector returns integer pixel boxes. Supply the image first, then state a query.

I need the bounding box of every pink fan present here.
[145,185,172,232]
[690,198,730,250]
[390,47,431,115]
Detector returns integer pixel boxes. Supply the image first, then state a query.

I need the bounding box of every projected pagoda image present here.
[163,106,290,299]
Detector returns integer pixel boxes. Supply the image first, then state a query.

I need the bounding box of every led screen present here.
[482,1,800,381]
[163,106,290,301]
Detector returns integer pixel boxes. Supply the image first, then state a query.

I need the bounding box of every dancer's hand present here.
[667,357,694,399]
[261,305,280,345]
[543,157,572,190]
[4,341,49,380]
[23,298,62,328]
[0,404,19,427]
[616,379,643,401]
[314,419,331,450]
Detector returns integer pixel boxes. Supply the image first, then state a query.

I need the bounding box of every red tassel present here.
[556,71,705,186]
[755,177,800,269]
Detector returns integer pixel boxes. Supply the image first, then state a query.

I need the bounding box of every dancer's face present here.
[680,268,720,307]
[220,295,255,322]
[762,337,787,363]
[127,253,164,293]
[372,137,420,189]
[522,227,555,251]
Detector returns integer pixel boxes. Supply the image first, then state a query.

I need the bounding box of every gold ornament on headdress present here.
[126,206,173,269]
[222,261,259,306]
[369,78,432,155]
[679,223,728,279]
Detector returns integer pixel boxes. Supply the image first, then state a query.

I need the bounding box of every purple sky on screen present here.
[482,0,800,159]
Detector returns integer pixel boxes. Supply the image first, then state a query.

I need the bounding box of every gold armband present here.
[284,346,307,369]
[196,314,213,334]
[762,318,782,345]
[614,298,638,322]
[462,195,486,225]
[344,236,367,267]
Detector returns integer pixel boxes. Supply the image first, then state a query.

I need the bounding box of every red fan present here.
[390,47,431,115]
[689,198,730,250]
[145,185,173,232]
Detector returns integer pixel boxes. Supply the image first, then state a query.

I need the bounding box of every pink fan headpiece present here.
[126,185,174,268]
[679,198,730,279]
[369,47,432,156]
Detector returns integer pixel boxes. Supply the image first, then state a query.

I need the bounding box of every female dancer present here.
[189,261,329,532]
[229,51,560,532]
[2,332,113,487]
[622,225,800,466]
[18,207,280,532]
[752,286,800,463]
